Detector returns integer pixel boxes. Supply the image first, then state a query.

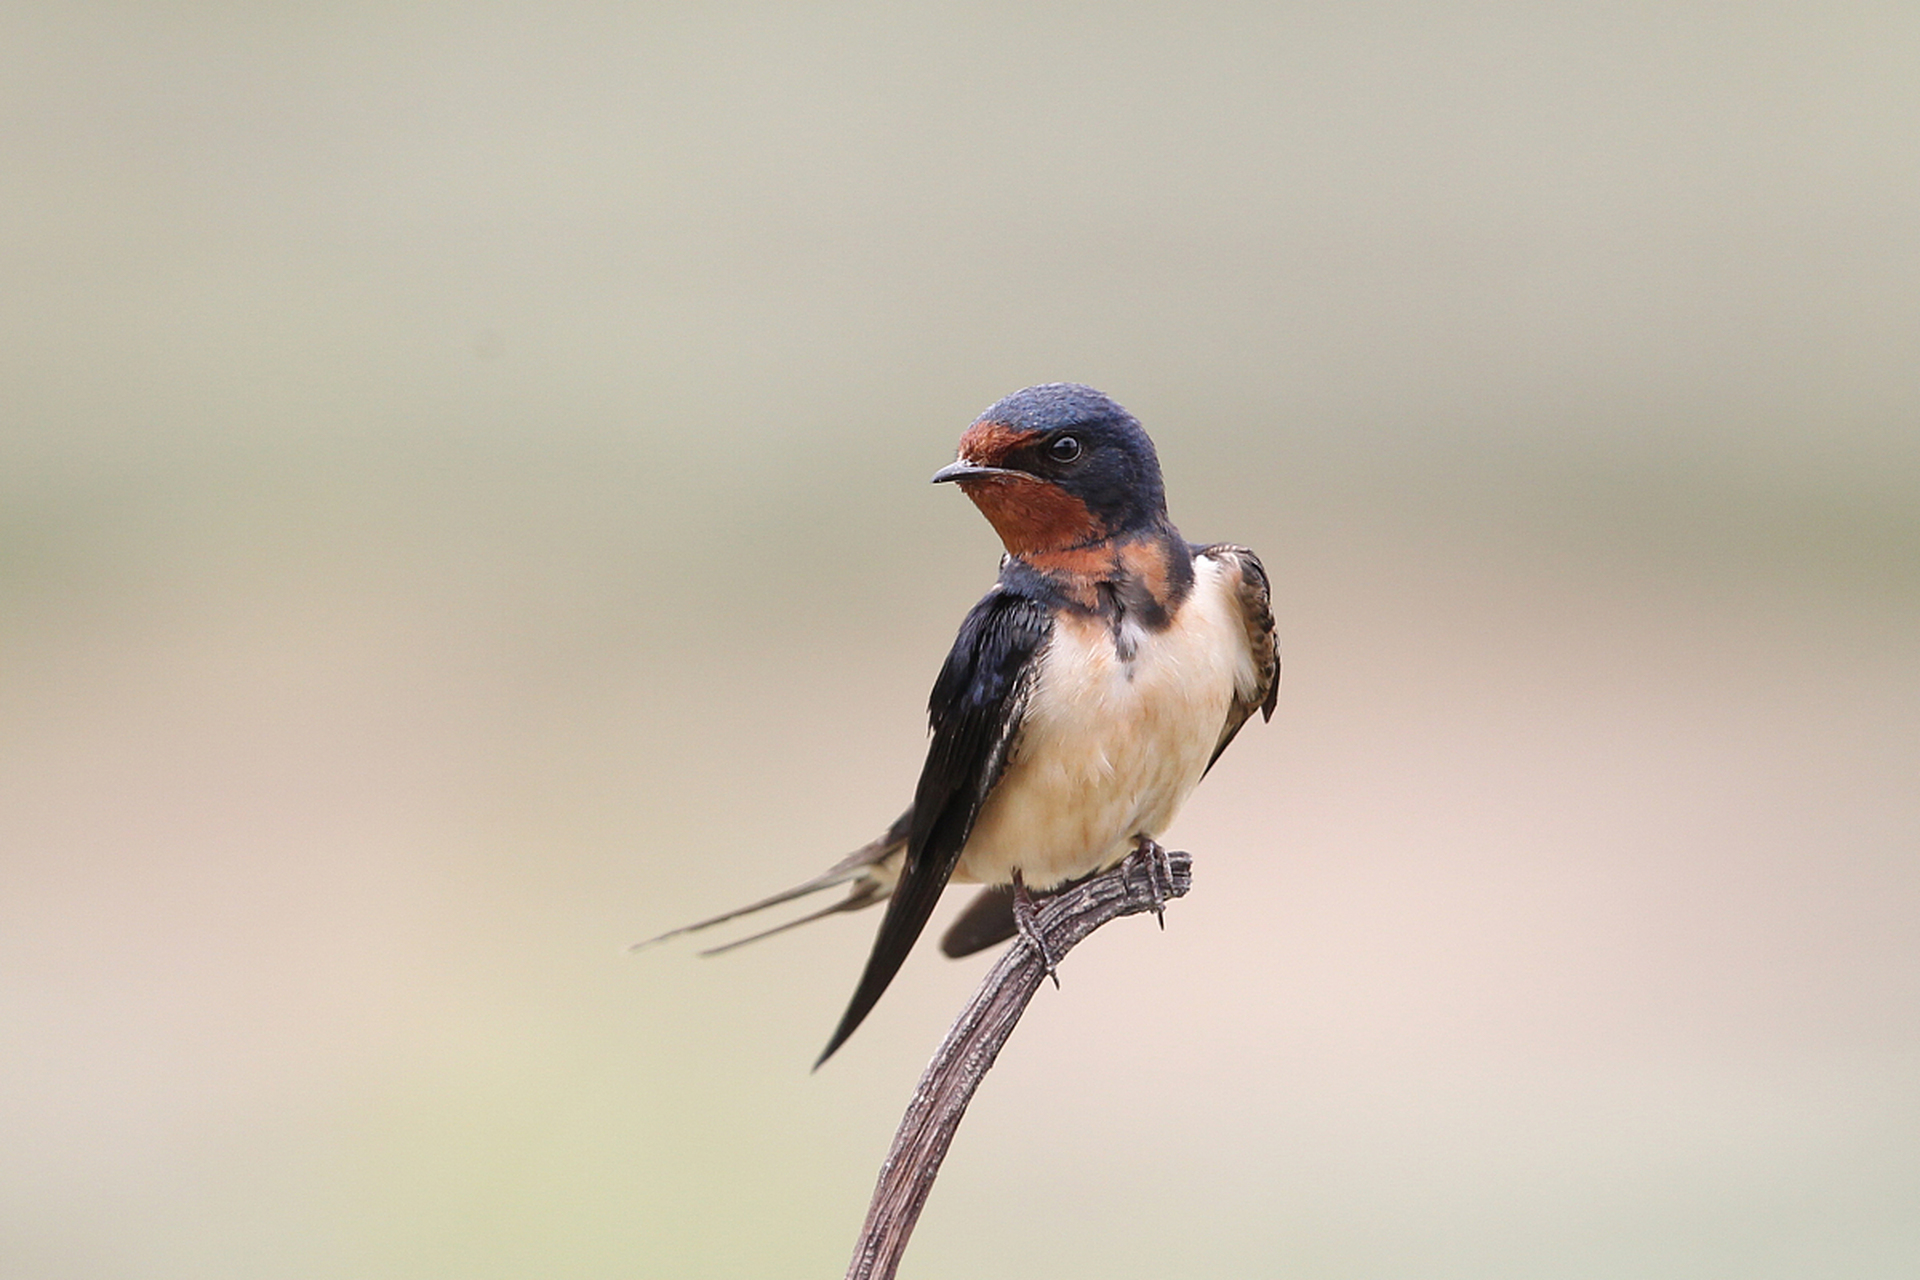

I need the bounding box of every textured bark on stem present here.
[844,844,1193,1280]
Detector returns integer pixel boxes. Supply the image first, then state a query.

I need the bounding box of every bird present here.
[635,383,1278,1066]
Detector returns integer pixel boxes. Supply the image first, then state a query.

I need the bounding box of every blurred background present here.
[4,4,1917,1277]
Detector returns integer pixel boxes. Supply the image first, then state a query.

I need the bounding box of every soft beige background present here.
[4,5,1917,1277]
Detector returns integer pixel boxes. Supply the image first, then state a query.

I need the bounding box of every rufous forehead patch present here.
[956,419,1038,467]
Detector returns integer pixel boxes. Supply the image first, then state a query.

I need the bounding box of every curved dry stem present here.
[844,844,1193,1280]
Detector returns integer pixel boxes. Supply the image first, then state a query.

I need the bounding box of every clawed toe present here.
[1134,836,1175,927]
[1010,869,1059,987]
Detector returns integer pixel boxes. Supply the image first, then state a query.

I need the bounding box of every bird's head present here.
[932,384,1167,558]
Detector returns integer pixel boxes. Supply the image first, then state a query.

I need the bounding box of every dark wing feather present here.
[814,589,1052,1066]
[1198,544,1280,773]
[939,885,1018,958]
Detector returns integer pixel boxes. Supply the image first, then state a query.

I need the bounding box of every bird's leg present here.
[1134,834,1174,928]
[1010,868,1059,988]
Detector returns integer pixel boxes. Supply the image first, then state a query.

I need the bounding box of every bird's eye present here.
[1049,436,1081,463]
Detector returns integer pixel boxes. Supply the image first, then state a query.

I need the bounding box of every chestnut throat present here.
[1009,521,1195,640]
[953,466,1190,638]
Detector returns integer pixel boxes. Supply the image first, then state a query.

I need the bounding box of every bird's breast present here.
[953,554,1252,889]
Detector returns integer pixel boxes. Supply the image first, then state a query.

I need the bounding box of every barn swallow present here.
[636,384,1278,1066]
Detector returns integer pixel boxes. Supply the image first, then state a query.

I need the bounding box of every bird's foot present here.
[1011,869,1059,988]
[1134,836,1174,928]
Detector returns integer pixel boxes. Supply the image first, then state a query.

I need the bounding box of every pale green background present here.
[4,5,1917,1278]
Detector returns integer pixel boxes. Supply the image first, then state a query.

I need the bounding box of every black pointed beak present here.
[931,460,1017,484]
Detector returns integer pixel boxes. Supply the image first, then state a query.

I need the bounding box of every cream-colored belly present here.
[953,555,1255,889]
